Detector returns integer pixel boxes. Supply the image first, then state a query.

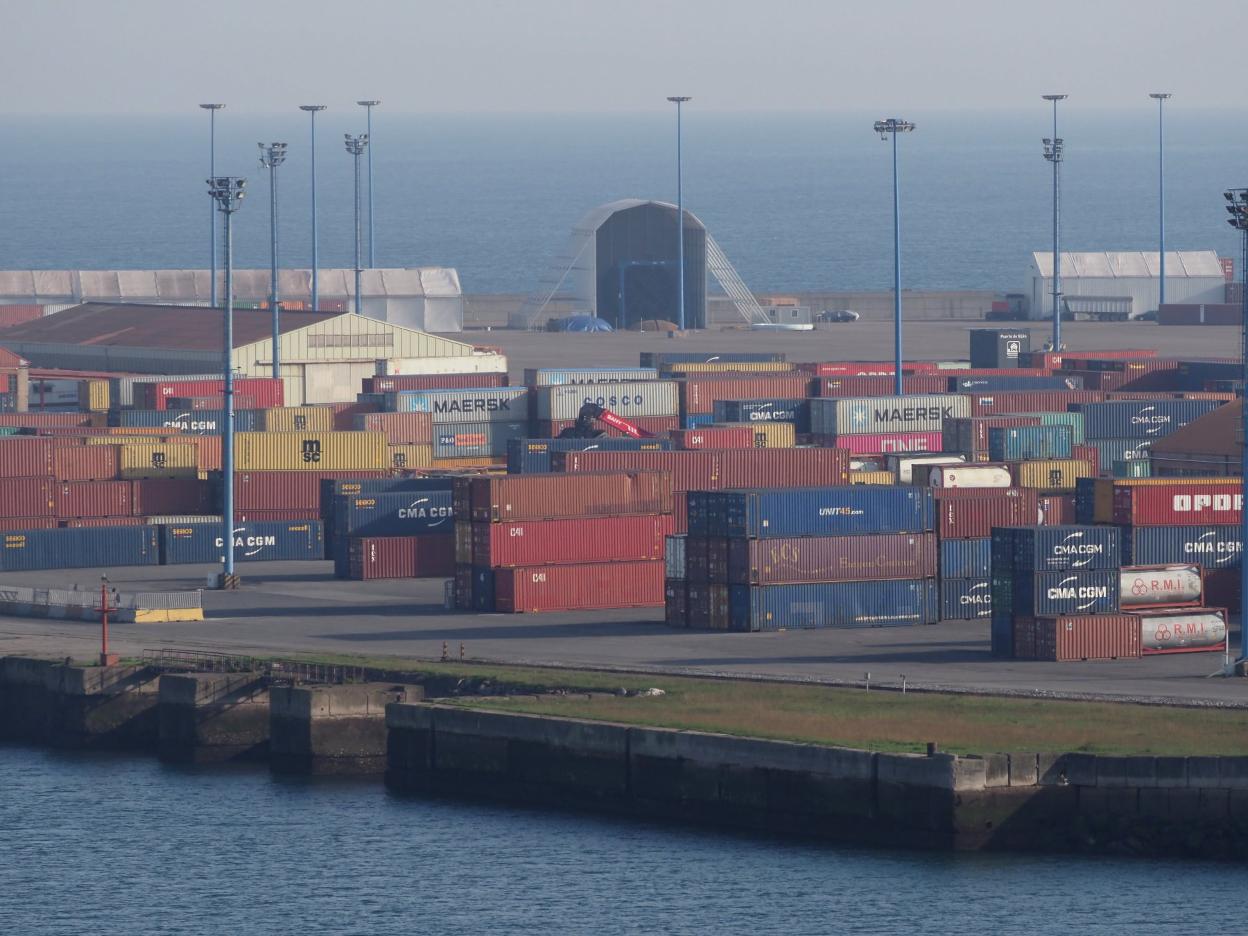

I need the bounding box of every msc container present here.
[433,421,527,459]
[1111,479,1240,526]
[235,432,388,471]
[525,367,658,386]
[118,443,198,480]
[469,472,672,523]
[1032,615,1142,661]
[160,520,324,564]
[941,578,992,619]
[669,427,755,450]
[987,425,1074,462]
[942,416,1044,454]
[387,445,433,469]
[713,399,810,430]
[1011,525,1122,571]
[1071,400,1222,440]
[1010,459,1093,492]
[665,534,687,580]
[809,394,970,436]
[52,481,132,519]
[352,412,434,444]
[1015,571,1120,616]
[815,431,943,455]
[551,449,850,493]
[504,436,672,474]
[52,445,119,482]
[936,491,1038,539]
[884,454,965,484]
[334,491,455,539]
[679,375,813,416]
[727,531,937,585]
[928,465,1012,489]
[492,560,665,612]
[363,373,509,393]
[117,408,262,435]
[386,386,529,423]
[722,486,933,539]
[534,381,679,421]
[343,535,456,580]
[940,537,990,578]
[261,406,336,433]
[1119,564,1202,609]
[849,471,895,485]
[1123,524,1241,569]
[709,422,796,448]
[0,526,160,571]
[1135,607,1228,654]
[728,578,939,631]
[471,514,673,568]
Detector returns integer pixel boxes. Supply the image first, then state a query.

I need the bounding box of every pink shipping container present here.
[493,560,666,612]
[53,481,132,519]
[728,532,937,585]
[353,412,435,444]
[1111,480,1241,526]
[52,446,119,482]
[363,373,509,393]
[968,390,1105,417]
[136,377,284,410]
[470,471,673,523]
[0,438,54,478]
[131,479,215,516]
[0,477,54,518]
[536,416,680,439]
[680,375,815,415]
[233,469,388,511]
[818,375,948,397]
[670,427,756,450]
[816,431,942,455]
[348,535,456,579]
[62,517,145,528]
[239,508,322,522]
[1033,615,1142,661]
[552,449,849,492]
[937,491,1039,539]
[472,514,673,567]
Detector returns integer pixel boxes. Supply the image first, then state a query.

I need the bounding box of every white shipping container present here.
[535,381,679,421]
[525,367,658,386]
[388,386,529,423]
[885,454,966,485]
[376,354,508,376]
[928,465,1013,489]
[811,394,971,436]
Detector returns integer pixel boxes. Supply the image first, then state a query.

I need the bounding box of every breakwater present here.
[2,656,1245,860]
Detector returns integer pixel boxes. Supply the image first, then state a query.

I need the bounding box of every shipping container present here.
[948,375,1083,393]
[472,514,673,568]
[727,578,939,631]
[231,470,387,512]
[235,431,388,471]
[665,534,687,580]
[136,377,283,411]
[433,421,527,459]
[343,535,456,580]
[849,470,895,485]
[1032,615,1141,661]
[0,477,54,519]
[116,442,198,480]
[809,394,970,436]
[814,430,943,455]
[164,394,260,411]
[1014,570,1120,616]
[1010,525,1122,571]
[941,578,992,619]
[388,445,433,469]
[817,376,948,397]
[942,416,1044,455]
[131,479,215,517]
[1123,524,1241,568]
[1036,494,1077,526]
[1111,479,1241,526]
[968,390,1104,417]
[160,520,324,564]
[884,453,965,484]
[51,445,118,482]
[386,386,529,423]
[504,436,672,474]
[1010,459,1093,491]
[363,373,509,394]
[52,481,131,519]
[721,486,933,539]
[709,422,796,448]
[1071,400,1222,440]
[492,560,665,612]
[0,438,54,477]
[726,531,936,585]
[1112,459,1152,479]
[551,449,850,493]
[333,491,455,540]
[937,491,1038,539]
[939,537,990,579]
[0,413,93,428]
[642,352,785,367]
[988,425,1074,461]
[352,411,434,444]
[680,375,813,416]
[260,406,336,433]
[1135,607,1228,654]
[1004,411,1086,444]
[1119,564,1202,609]
[713,399,810,431]
[0,526,160,571]
[669,427,755,450]
[62,517,146,528]
[928,465,1012,489]
[525,367,658,386]
[534,381,679,421]
[469,472,672,523]
[117,408,262,435]
[665,579,687,627]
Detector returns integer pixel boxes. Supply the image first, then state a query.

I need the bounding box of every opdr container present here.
[1032,615,1141,661]
[1135,607,1228,654]
[1111,479,1240,526]
[722,486,933,538]
[987,425,1074,461]
[132,479,214,516]
[1119,564,1202,609]
[940,578,992,619]
[1014,571,1120,616]
[493,560,665,612]
[727,578,939,630]
[472,514,673,567]
[160,521,324,564]
[939,537,990,578]
[235,432,388,470]
[387,387,529,423]
[1011,525,1122,571]
[809,394,970,436]
[1123,524,1241,568]
[726,531,937,584]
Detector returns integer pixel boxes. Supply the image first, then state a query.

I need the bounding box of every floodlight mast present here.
[345,134,370,315]
[258,143,287,377]
[1223,187,1248,665]
[873,118,915,396]
[1042,94,1068,352]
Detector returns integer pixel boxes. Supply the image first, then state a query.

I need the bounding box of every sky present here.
[0,0,1243,115]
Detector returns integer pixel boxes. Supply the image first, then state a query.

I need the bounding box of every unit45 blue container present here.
[722,486,934,538]
[0,526,160,571]
[939,537,990,579]
[159,521,324,565]
[987,425,1073,461]
[1010,526,1122,571]
[1071,400,1222,440]
[728,579,938,630]
[1124,524,1242,568]
[941,578,992,619]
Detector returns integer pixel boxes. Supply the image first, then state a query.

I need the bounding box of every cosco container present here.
[1011,526,1122,571]
[941,578,992,619]
[342,535,455,580]
[472,515,672,567]
[987,425,1074,462]
[939,537,990,579]
[160,521,324,564]
[504,436,672,474]
[433,421,527,459]
[928,465,1012,489]
[387,445,433,469]
[815,431,943,455]
[469,472,672,523]
[809,394,970,436]
[524,367,658,385]
[721,486,933,538]
[1111,479,1240,526]
[1014,570,1120,616]
[1119,564,1202,609]
[1135,608,1228,654]
[727,531,936,584]
[1032,615,1141,661]
[1072,400,1222,440]
[551,449,849,493]
[713,399,810,431]
[386,386,528,423]
[0,526,160,571]
[492,560,665,612]
[235,432,388,471]
[727,578,939,631]
[1123,524,1241,568]
[534,381,679,421]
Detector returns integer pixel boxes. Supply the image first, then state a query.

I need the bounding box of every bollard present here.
[926,742,939,757]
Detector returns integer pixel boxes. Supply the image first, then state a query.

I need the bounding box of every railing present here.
[2,586,203,613]
[141,648,365,685]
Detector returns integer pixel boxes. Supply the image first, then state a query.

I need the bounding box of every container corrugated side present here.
[52,445,118,482]
[1014,571,1120,616]
[817,376,948,397]
[1071,400,1222,440]
[525,367,659,386]
[535,381,679,421]
[849,471,895,485]
[132,479,214,517]
[939,537,990,578]
[1111,479,1241,526]
[727,531,936,584]
[353,412,434,444]
[680,375,814,416]
[469,472,672,523]
[160,521,324,564]
[117,443,199,480]
[1011,459,1093,491]
[471,514,673,567]
[1119,564,1203,609]
[343,535,455,580]
[810,394,970,436]
[987,425,1074,461]
[942,416,1044,454]
[1011,525,1122,571]
[665,579,687,627]
[505,436,672,474]
[235,470,388,511]
[1033,615,1141,661]
[364,373,508,393]
[968,390,1104,417]
[53,481,132,518]
[551,449,849,492]
[492,560,665,612]
[936,491,1038,539]
[536,416,681,440]
[235,432,388,471]
[333,491,455,539]
[662,361,794,374]
[665,534,687,580]
[814,431,942,455]
[1123,525,1241,568]
[433,421,527,459]
[387,387,529,423]
[670,427,756,450]
[261,406,336,432]
[713,399,810,431]
[0,478,54,518]
[0,526,160,571]
[728,579,938,630]
[0,438,54,478]
[387,445,433,469]
[724,486,933,538]
[1006,411,1086,444]
[941,578,992,619]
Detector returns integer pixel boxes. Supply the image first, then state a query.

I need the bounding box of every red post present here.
[99,578,118,667]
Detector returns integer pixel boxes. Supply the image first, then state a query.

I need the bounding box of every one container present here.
[471,514,673,567]
[726,531,937,585]
[469,472,673,523]
[0,526,160,571]
[641,351,785,366]
[1119,564,1202,609]
[817,375,948,397]
[661,362,794,374]
[160,520,324,564]
[1015,571,1120,616]
[117,443,198,480]
[525,367,658,386]
[928,465,1012,489]
[52,481,132,519]
[1111,479,1241,526]
[1010,459,1093,492]
[505,437,672,474]
[949,375,1082,392]
[1135,607,1228,654]
[534,381,679,421]
[939,537,990,579]
[1123,525,1241,568]
[135,377,283,411]
[433,421,527,459]
[386,386,529,423]
[343,535,456,580]
[1011,526,1122,571]
[727,578,939,631]
[813,431,942,455]
[940,578,992,619]
[987,425,1074,462]
[1032,615,1142,661]
[809,394,970,436]
[1070,400,1222,440]
[352,412,435,444]
[721,486,933,539]
[492,560,665,612]
[234,432,388,471]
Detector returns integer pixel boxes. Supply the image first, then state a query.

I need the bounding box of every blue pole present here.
[1240,226,1247,662]
[311,111,319,311]
[222,202,235,580]
[892,128,902,397]
[676,100,685,331]
[1158,96,1166,307]
[270,157,280,377]
[1052,99,1062,352]
[367,105,375,268]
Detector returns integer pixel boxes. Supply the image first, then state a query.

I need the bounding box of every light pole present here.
[199,104,225,307]
[874,117,915,396]
[1042,94,1068,352]
[259,143,287,378]
[667,96,691,330]
[1223,189,1248,664]
[299,105,327,310]
[207,176,246,588]
[1151,93,1172,309]
[345,134,369,314]
[357,100,381,267]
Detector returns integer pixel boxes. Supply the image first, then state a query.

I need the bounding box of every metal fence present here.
[140,648,366,686]
[5,586,204,612]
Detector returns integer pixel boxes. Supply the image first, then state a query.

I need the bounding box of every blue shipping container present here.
[713,399,811,432]
[728,579,938,630]
[333,491,454,540]
[683,413,716,429]
[723,486,934,538]
[939,537,990,579]
[1014,570,1119,616]
[0,526,160,571]
[117,408,262,434]
[941,577,992,619]
[1124,524,1242,569]
[505,437,672,474]
[990,528,1017,572]
[991,606,1014,658]
[987,425,1073,461]
[159,521,324,565]
[947,375,1084,392]
[433,421,527,459]
[1071,400,1221,440]
[1090,438,1155,467]
[1003,411,1086,444]
[321,477,455,552]
[1011,525,1122,571]
[1073,478,1098,525]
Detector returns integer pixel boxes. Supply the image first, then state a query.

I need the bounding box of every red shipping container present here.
[470,472,673,523]
[796,361,944,376]
[1107,391,1235,402]
[0,413,95,428]
[52,446,119,482]
[552,449,849,492]
[0,517,58,531]
[472,514,673,567]
[968,390,1105,417]
[53,480,132,518]
[937,490,1039,538]
[815,431,942,455]
[364,373,508,393]
[0,477,54,518]
[493,560,665,612]
[536,416,680,439]
[166,394,260,411]
[1071,444,1100,478]
[238,508,322,522]
[1033,615,1142,661]
[62,517,145,528]
[233,469,387,511]
[680,375,815,415]
[0,439,54,478]
[932,486,1030,501]
[1036,494,1077,525]
[818,375,948,397]
[1021,349,1158,368]
[347,535,456,579]
[353,412,435,444]
[670,427,756,450]
[672,491,688,534]
[328,400,382,430]
[131,479,215,516]
[136,377,283,410]
[1111,480,1241,526]
[728,532,937,585]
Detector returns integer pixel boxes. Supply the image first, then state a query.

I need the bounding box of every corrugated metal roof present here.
[1031,251,1224,279]
[1149,399,1240,458]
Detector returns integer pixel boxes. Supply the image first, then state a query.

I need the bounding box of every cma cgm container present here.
[1032,615,1141,661]
[387,387,528,423]
[235,432,388,471]
[809,394,970,436]
[1070,400,1222,439]
[1123,525,1241,568]
[524,367,658,386]
[941,578,992,619]
[433,421,527,459]
[343,535,455,580]
[1111,480,1241,526]
[939,537,991,578]
[987,425,1074,461]
[505,437,672,474]
[551,449,850,492]
[726,531,937,584]
[1136,608,1228,654]
[722,486,933,538]
[472,514,673,567]
[680,375,813,416]
[1014,570,1120,616]
[333,491,454,539]
[0,526,160,571]
[117,408,262,434]
[160,521,324,564]
[535,381,679,421]
[493,560,665,612]
[816,431,942,455]
[1011,526,1122,571]
[728,578,939,630]
[713,399,810,431]
[469,472,672,523]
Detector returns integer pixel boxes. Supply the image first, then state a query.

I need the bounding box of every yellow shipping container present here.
[77,379,110,412]
[262,406,335,433]
[849,470,896,485]
[118,442,199,479]
[87,435,182,445]
[708,421,796,447]
[430,456,503,468]
[1014,459,1094,492]
[234,431,388,470]
[661,361,794,374]
[387,444,433,469]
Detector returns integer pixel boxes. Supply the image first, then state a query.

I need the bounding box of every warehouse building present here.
[1022,250,1226,319]
[0,268,464,332]
[0,303,494,405]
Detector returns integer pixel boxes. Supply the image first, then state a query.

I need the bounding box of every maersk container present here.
[940,537,990,579]
[524,367,658,386]
[160,521,324,565]
[1011,526,1122,571]
[1014,570,1120,616]
[505,436,672,474]
[534,381,679,421]
[948,375,1084,392]
[1070,400,1222,440]
[713,399,810,431]
[1006,411,1086,444]
[433,421,527,459]
[387,387,529,423]
[941,578,992,619]
[1119,564,1202,609]
[722,486,933,539]
[987,425,1074,462]
[1124,524,1241,569]
[0,526,160,571]
[1135,607,1228,654]
[727,578,939,631]
[727,531,937,584]
[665,534,687,580]
[809,394,970,436]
